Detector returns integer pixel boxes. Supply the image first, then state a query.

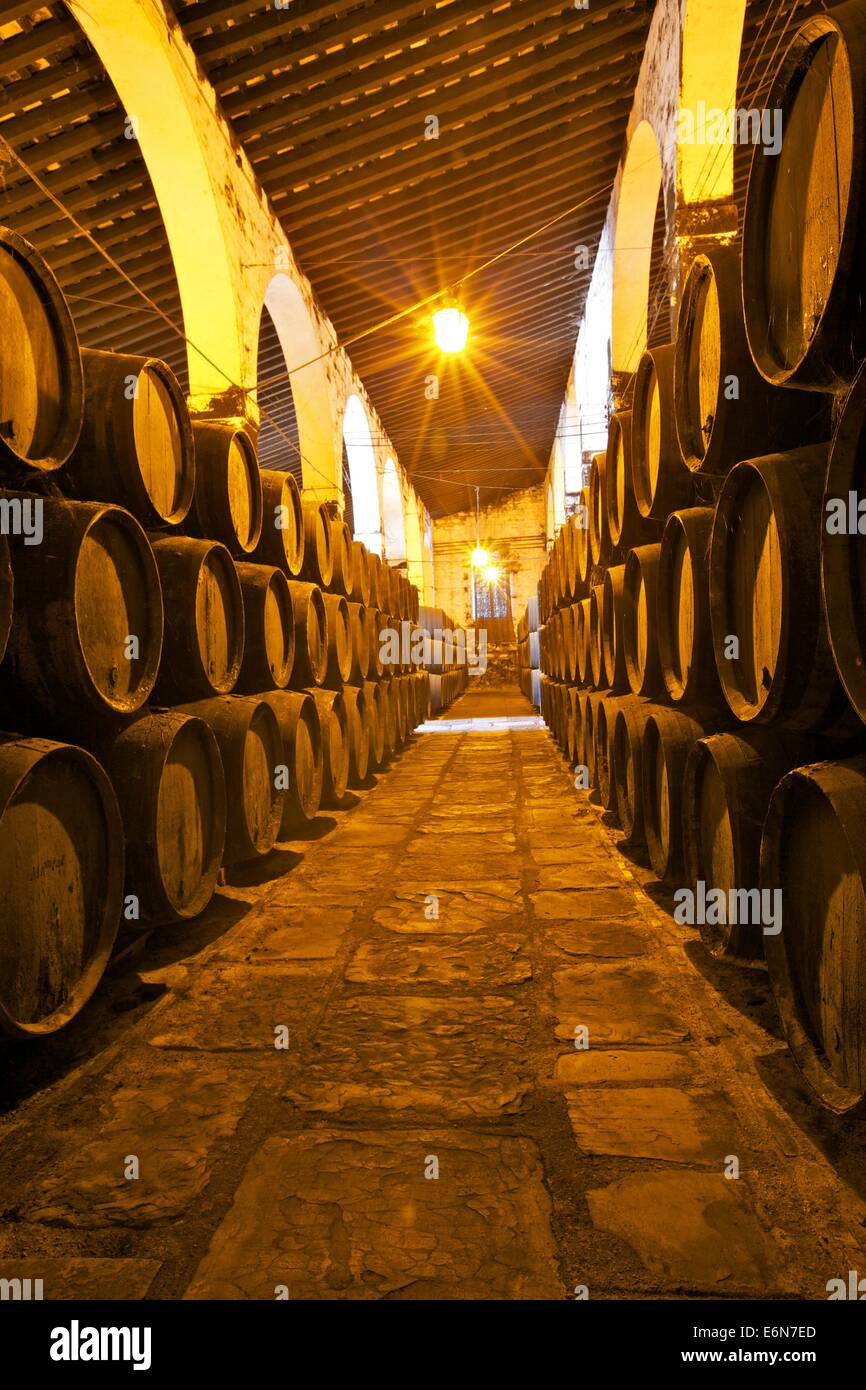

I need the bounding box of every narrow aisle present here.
[1,694,865,1300]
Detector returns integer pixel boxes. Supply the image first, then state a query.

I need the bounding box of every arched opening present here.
[255,302,301,481]
[423,510,435,605]
[679,0,748,207]
[546,482,555,546]
[342,394,383,553]
[404,494,424,596]
[550,433,566,532]
[382,457,407,565]
[612,120,663,375]
[263,274,340,502]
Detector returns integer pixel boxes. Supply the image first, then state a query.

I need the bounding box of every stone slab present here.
[145,967,325,1051]
[567,1087,740,1164]
[554,1048,696,1087]
[346,933,530,987]
[553,964,690,1045]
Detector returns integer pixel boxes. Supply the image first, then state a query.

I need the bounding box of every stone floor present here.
[2,684,866,1301]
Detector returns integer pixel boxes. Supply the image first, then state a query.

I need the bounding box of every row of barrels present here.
[541,678,866,1117]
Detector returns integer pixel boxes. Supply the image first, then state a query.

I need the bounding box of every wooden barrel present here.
[305,687,349,805]
[657,507,720,706]
[346,601,371,682]
[321,592,352,686]
[362,678,386,768]
[601,564,628,693]
[709,445,852,731]
[683,730,827,961]
[366,551,384,610]
[253,468,304,577]
[822,359,866,726]
[262,689,323,832]
[342,684,371,784]
[573,488,592,591]
[395,674,411,744]
[564,604,578,683]
[66,349,194,527]
[674,242,829,474]
[641,708,718,881]
[1,495,162,724]
[0,534,13,668]
[623,543,663,697]
[0,736,123,1037]
[612,697,654,844]
[605,411,648,553]
[234,561,294,693]
[0,226,83,474]
[575,597,591,686]
[368,607,386,679]
[99,710,226,923]
[588,451,610,569]
[582,690,607,787]
[301,501,334,588]
[631,343,693,520]
[150,536,243,704]
[350,541,371,605]
[287,580,327,687]
[595,694,625,813]
[742,4,866,392]
[589,583,606,689]
[178,695,284,863]
[381,676,398,754]
[761,756,866,1112]
[566,687,580,764]
[189,422,263,556]
[330,517,356,597]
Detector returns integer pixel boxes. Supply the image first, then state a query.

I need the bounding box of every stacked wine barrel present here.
[417,605,470,712]
[538,0,866,1114]
[516,595,541,707]
[0,224,428,1040]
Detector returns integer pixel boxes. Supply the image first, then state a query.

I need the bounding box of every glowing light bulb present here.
[482,565,500,584]
[471,546,490,568]
[432,306,469,353]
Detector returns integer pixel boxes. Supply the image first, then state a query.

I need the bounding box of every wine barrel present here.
[178,695,284,864]
[262,689,323,831]
[368,607,386,679]
[589,584,606,689]
[1,495,162,724]
[573,488,592,591]
[287,580,328,687]
[588,451,610,569]
[346,601,371,683]
[674,242,829,474]
[595,693,626,813]
[631,343,693,519]
[330,517,356,597]
[822,358,866,726]
[253,468,304,577]
[150,536,243,704]
[761,756,866,1112]
[366,551,384,609]
[623,543,663,697]
[66,349,194,527]
[305,687,349,805]
[709,445,852,731]
[582,690,608,787]
[612,696,654,844]
[575,597,591,686]
[683,729,827,960]
[641,708,719,881]
[301,501,334,588]
[657,507,720,706]
[362,678,386,768]
[566,687,580,764]
[234,561,294,692]
[342,684,371,784]
[742,4,866,392]
[350,541,371,605]
[395,674,411,745]
[189,422,263,556]
[321,592,352,686]
[0,533,12,667]
[0,737,123,1037]
[564,605,578,684]
[605,411,649,553]
[0,226,83,474]
[98,710,226,923]
[381,676,398,754]
[601,564,628,693]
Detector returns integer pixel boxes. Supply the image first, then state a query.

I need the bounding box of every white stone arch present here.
[612,120,664,375]
[263,274,341,501]
[342,393,382,552]
[550,432,566,530]
[404,492,424,595]
[382,457,407,564]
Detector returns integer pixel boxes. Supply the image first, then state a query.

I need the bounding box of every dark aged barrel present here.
[189,422,263,556]
[761,756,866,1113]
[595,694,626,813]
[575,597,591,686]
[742,3,866,391]
[381,675,398,754]
[623,543,663,697]
[287,580,327,687]
[262,689,323,830]
[589,584,606,689]
[321,591,352,686]
[350,541,371,605]
[612,697,654,844]
[0,534,12,667]
[674,242,830,474]
[657,507,720,706]
[65,349,194,527]
[0,226,83,474]
[362,678,386,768]
[710,445,853,731]
[632,343,693,520]
[234,562,294,693]
[305,687,349,805]
[0,736,124,1038]
[330,517,355,598]
[588,451,610,569]
[368,607,386,679]
[605,411,650,553]
[342,684,370,784]
[641,708,720,882]
[601,564,628,693]
[181,695,284,862]
[395,674,411,744]
[683,730,831,961]
[1,495,162,723]
[822,359,866,725]
[366,551,384,610]
[301,501,334,588]
[566,687,581,764]
[582,690,607,787]
[150,536,243,703]
[98,710,226,923]
[253,468,304,577]
[573,487,592,590]
[347,601,371,683]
